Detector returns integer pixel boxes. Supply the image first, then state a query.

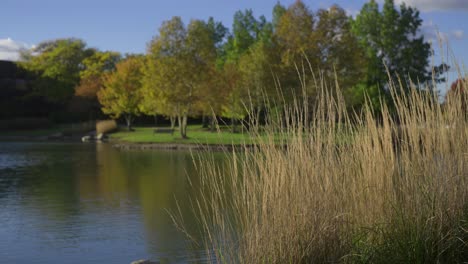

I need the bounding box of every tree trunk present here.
[231,116,237,133]
[202,115,209,128]
[125,114,133,131]
[210,116,215,133]
[179,113,188,139]
[170,116,176,129]
[256,107,261,128]
[177,115,182,135]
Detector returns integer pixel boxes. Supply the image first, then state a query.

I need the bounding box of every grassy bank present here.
[109,125,259,145]
[173,80,468,263]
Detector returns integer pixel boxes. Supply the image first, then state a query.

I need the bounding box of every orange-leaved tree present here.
[446,78,467,112]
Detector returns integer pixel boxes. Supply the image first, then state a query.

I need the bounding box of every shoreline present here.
[0,135,82,142]
[0,135,256,151]
[112,141,256,151]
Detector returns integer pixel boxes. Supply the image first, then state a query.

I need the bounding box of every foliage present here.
[8,0,451,135]
[446,78,467,111]
[275,1,317,68]
[97,56,144,130]
[75,51,121,99]
[316,5,367,90]
[221,62,248,122]
[352,0,436,92]
[72,51,121,119]
[20,38,94,103]
[145,17,218,138]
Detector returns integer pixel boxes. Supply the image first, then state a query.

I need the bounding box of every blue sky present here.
[1,0,467,88]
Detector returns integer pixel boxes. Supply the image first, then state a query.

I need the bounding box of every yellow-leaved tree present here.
[145,17,217,138]
[97,56,144,131]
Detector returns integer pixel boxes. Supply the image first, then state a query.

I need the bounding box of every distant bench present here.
[153,127,175,135]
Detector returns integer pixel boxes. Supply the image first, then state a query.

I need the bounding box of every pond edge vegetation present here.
[170,71,468,263]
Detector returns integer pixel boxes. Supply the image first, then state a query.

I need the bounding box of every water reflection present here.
[0,142,221,263]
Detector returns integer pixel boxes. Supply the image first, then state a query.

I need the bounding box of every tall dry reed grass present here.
[175,75,468,263]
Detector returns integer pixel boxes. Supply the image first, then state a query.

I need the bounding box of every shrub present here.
[96,119,117,134]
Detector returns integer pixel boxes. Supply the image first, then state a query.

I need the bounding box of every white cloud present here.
[451,30,464,40]
[394,0,468,12]
[0,38,31,61]
[421,22,464,44]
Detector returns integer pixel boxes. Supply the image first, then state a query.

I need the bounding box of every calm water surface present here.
[0,142,220,263]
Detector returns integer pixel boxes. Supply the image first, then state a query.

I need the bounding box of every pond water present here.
[0,142,220,264]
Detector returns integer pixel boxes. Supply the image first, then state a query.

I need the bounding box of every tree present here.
[220,9,277,131]
[315,5,369,109]
[140,56,177,128]
[446,78,467,111]
[207,17,229,52]
[75,51,121,98]
[315,5,367,88]
[221,62,248,132]
[275,1,317,68]
[237,25,279,126]
[73,51,121,119]
[20,38,94,103]
[222,9,262,64]
[97,56,144,131]
[274,0,319,103]
[146,17,217,138]
[197,17,228,130]
[272,2,287,30]
[145,17,187,134]
[352,0,436,93]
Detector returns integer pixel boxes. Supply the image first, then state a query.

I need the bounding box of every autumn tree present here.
[73,51,121,119]
[446,78,467,111]
[221,62,248,133]
[273,0,319,102]
[275,1,317,67]
[144,17,186,132]
[145,17,217,138]
[75,51,121,98]
[315,5,366,87]
[140,56,177,128]
[197,17,228,130]
[314,5,370,109]
[97,56,144,131]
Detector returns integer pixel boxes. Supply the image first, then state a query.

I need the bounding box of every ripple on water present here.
[0,153,43,170]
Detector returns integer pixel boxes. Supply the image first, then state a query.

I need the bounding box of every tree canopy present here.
[9,0,449,135]
[97,56,144,130]
[144,17,219,138]
[20,38,94,103]
[352,0,436,91]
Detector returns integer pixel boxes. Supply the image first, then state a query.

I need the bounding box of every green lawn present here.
[109,125,259,145]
